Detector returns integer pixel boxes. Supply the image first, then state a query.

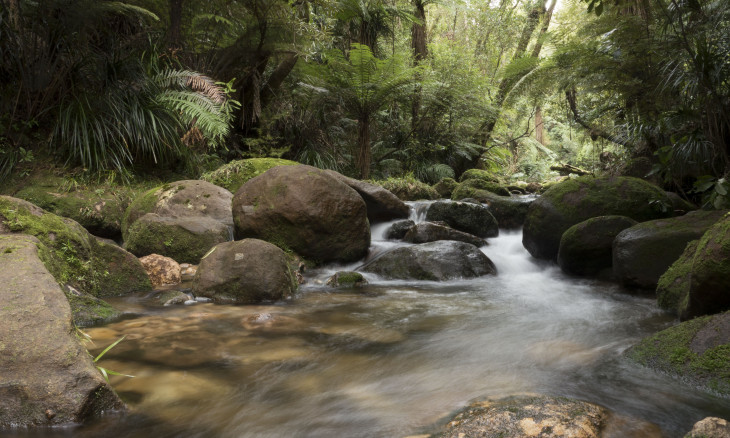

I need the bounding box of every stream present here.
[11,202,730,437]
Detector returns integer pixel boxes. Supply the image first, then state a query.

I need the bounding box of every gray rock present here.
[324,170,409,222]
[360,240,497,281]
[0,235,124,427]
[403,222,485,247]
[425,201,499,238]
[557,215,637,276]
[385,219,415,240]
[192,239,297,304]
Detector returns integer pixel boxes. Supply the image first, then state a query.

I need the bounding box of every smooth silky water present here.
[12,203,730,438]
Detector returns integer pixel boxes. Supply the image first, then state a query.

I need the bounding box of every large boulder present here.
[430,395,606,438]
[454,178,511,197]
[0,196,150,324]
[122,180,234,263]
[324,170,409,222]
[613,210,727,289]
[425,201,499,238]
[0,234,124,427]
[626,311,730,396]
[657,213,730,320]
[557,216,638,276]
[523,176,672,260]
[360,240,497,281]
[433,177,458,198]
[372,177,438,201]
[232,165,370,263]
[192,239,296,304]
[403,222,485,247]
[452,186,533,229]
[200,158,298,193]
[459,168,502,183]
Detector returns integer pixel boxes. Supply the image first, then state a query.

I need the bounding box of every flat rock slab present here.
[0,235,123,427]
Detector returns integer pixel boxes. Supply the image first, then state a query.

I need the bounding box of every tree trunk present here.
[168,0,184,49]
[260,53,299,110]
[357,113,371,179]
[411,0,427,125]
[535,106,545,145]
[530,0,557,58]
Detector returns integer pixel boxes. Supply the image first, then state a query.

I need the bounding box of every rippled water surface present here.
[12,209,730,438]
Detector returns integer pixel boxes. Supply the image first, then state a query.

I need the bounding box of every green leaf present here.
[94,335,126,362]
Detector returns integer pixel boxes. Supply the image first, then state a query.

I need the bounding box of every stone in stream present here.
[557,215,637,277]
[430,394,607,438]
[232,165,370,264]
[385,219,416,240]
[122,180,234,263]
[139,254,181,287]
[192,239,297,304]
[425,200,499,238]
[326,271,368,287]
[626,311,730,396]
[657,212,730,320]
[522,175,672,260]
[360,240,496,281]
[403,222,486,247]
[612,209,727,290]
[324,169,410,222]
[685,417,730,438]
[451,184,533,229]
[0,234,124,427]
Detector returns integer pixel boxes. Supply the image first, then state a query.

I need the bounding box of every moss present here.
[657,240,699,313]
[459,169,502,183]
[121,186,162,238]
[371,176,438,201]
[432,177,458,199]
[626,312,730,395]
[452,179,510,198]
[329,271,366,287]
[200,158,298,193]
[65,291,121,327]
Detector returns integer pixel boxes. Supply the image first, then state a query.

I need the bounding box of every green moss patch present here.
[371,176,438,201]
[452,178,510,198]
[200,158,298,193]
[459,169,502,183]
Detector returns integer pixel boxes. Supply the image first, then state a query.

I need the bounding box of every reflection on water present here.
[10,230,730,438]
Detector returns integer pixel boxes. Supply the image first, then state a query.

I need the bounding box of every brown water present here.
[10,215,730,438]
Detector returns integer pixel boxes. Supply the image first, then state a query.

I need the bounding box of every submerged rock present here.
[403,222,486,247]
[626,311,730,396]
[233,165,370,264]
[613,210,727,290]
[326,271,368,287]
[522,176,672,260]
[385,219,416,240]
[557,215,637,277]
[360,240,496,281]
[0,235,124,427]
[192,239,297,304]
[324,170,409,222]
[425,201,499,238]
[139,254,181,287]
[122,180,234,263]
[430,394,606,438]
[657,213,730,320]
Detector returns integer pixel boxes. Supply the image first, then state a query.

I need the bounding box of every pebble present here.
[184,300,198,306]
[195,297,213,303]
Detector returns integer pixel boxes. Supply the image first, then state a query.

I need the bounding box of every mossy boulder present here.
[657,213,730,320]
[404,222,485,247]
[0,234,124,427]
[64,285,122,327]
[324,170,409,222]
[522,176,672,260]
[371,177,438,201]
[199,158,298,193]
[613,210,727,290]
[429,395,606,438]
[666,191,697,215]
[459,168,501,183]
[122,180,234,263]
[452,186,533,229]
[0,196,151,303]
[326,271,368,288]
[192,239,297,304]
[425,201,499,238]
[453,178,511,197]
[557,215,638,277]
[433,177,458,198]
[384,219,416,240]
[233,165,370,264]
[360,240,497,281]
[626,311,730,396]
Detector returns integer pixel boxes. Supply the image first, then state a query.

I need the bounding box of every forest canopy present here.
[1,0,728,205]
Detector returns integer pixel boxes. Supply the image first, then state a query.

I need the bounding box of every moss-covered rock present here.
[613,210,727,290]
[326,271,368,287]
[426,200,499,238]
[452,186,532,229]
[558,215,638,277]
[371,177,438,201]
[0,196,151,301]
[459,168,502,183]
[657,213,730,320]
[324,170,409,222]
[384,219,416,240]
[199,158,298,193]
[64,285,122,327]
[523,175,672,260]
[626,311,730,396]
[453,178,511,197]
[433,177,458,198]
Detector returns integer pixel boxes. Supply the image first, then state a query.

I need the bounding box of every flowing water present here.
[12,202,730,438]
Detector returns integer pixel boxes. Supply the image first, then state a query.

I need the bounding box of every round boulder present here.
[403,222,485,247]
[360,240,497,281]
[557,215,637,276]
[613,210,727,290]
[433,177,458,198]
[324,170,409,222]
[384,219,415,240]
[139,254,181,287]
[425,200,499,238]
[685,417,730,438]
[232,165,370,263]
[523,176,672,260]
[192,239,296,304]
[200,158,298,193]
